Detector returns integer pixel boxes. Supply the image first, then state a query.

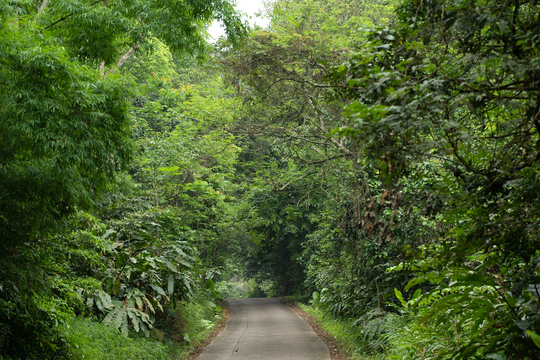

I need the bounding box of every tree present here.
[0,0,245,357]
[327,0,540,357]
[219,0,406,306]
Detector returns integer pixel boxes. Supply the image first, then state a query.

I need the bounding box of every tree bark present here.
[36,0,50,18]
[99,61,105,78]
[108,42,141,75]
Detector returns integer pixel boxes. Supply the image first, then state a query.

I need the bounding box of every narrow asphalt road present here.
[195,298,330,360]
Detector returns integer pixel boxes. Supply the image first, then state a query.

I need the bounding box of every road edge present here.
[185,300,231,360]
[279,297,352,360]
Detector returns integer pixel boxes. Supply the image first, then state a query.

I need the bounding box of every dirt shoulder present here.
[279,298,352,360]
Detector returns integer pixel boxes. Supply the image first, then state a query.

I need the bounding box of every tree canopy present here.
[2,0,540,358]
[0,0,245,357]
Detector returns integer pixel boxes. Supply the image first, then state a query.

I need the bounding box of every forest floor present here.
[279,298,352,360]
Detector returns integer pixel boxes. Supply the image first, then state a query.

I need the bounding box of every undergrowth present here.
[65,317,175,360]
[173,295,223,359]
[64,292,223,360]
[298,303,396,360]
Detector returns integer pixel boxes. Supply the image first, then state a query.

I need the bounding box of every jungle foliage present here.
[0,0,245,358]
[1,0,540,359]
[219,0,540,358]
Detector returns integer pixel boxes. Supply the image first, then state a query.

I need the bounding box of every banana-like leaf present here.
[98,291,113,310]
[102,307,120,327]
[121,310,128,336]
[143,295,155,314]
[394,288,406,307]
[112,307,124,330]
[150,284,166,296]
[163,259,177,272]
[135,295,143,311]
[140,322,150,337]
[183,277,192,294]
[178,258,192,268]
[127,309,140,333]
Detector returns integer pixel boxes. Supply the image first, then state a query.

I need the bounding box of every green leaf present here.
[112,308,124,330]
[394,288,406,307]
[516,319,530,331]
[404,277,427,290]
[97,291,113,311]
[106,278,113,294]
[112,279,121,296]
[178,258,193,268]
[102,307,119,327]
[144,296,155,314]
[486,354,507,360]
[135,296,143,311]
[127,309,140,333]
[183,277,193,295]
[163,260,177,272]
[286,15,299,27]
[102,229,116,239]
[140,322,150,337]
[450,273,495,287]
[151,284,166,296]
[527,330,540,349]
[204,279,215,291]
[120,310,129,336]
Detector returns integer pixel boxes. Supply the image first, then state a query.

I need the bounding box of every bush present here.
[65,317,174,360]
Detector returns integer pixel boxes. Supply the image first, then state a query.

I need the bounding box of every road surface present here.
[195,298,330,360]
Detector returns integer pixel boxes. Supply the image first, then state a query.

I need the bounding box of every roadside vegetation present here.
[1,0,540,359]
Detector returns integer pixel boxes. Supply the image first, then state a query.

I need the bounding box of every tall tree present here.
[0,1,245,357]
[327,0,540,357]
[219,0,400,301]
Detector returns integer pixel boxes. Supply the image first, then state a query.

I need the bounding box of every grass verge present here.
[66,317,175,360]
[280,298,386,360]
[64,298,229,360]
[182,300,230,360]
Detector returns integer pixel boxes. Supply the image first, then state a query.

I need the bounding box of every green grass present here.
[173,297,223,359]
[65,317,175,360]
[64,294,223,360]
[298,304,388,360]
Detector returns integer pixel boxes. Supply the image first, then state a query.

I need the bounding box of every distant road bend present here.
[195,298,330,360]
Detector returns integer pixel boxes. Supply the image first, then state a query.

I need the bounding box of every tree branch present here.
[294,154,351,165]
[276,172,314,191]
[303,89,351,155]
[108,41,141,75]
[43,0,105,30]
[34,0,50,21]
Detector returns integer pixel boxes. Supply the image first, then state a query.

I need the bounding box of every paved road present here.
[195,298,330,360]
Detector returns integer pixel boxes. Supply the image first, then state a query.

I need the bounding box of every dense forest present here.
[1,0,540,359]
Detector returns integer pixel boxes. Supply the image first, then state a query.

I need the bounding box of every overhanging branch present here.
[43,0,105,30]
[108,41,141,75]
